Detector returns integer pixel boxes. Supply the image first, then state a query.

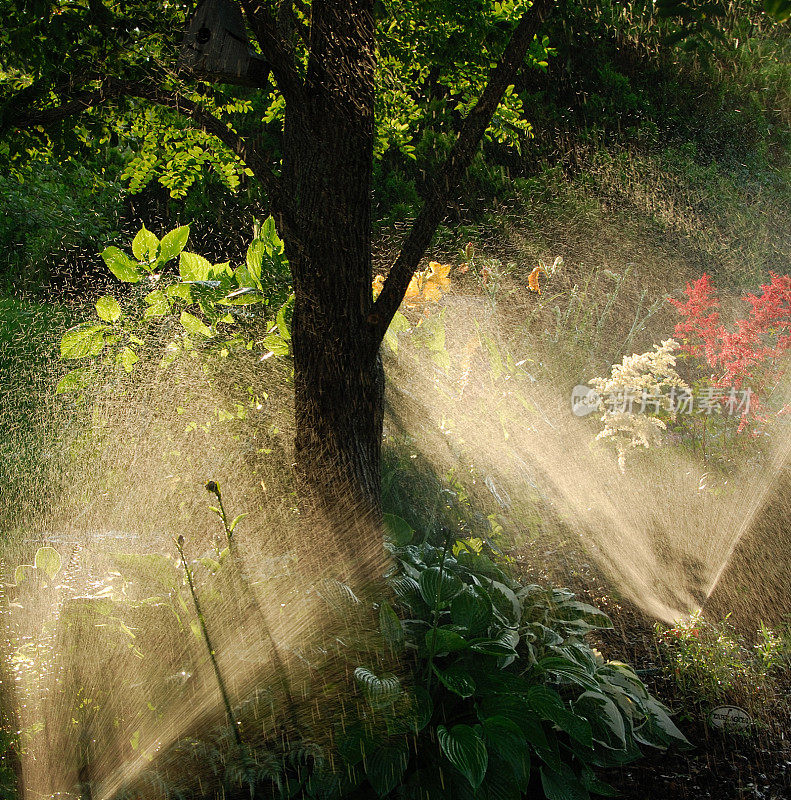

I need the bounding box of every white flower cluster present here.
[590,339,690,472]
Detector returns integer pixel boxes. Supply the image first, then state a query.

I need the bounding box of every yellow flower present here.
[372,274,385,298]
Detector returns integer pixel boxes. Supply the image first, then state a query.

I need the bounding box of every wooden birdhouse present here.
[179,0,269,86]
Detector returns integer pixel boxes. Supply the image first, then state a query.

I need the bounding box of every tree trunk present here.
[278,0,384,578]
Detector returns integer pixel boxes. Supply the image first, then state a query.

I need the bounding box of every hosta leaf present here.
[379,600,404,649]
[481,716,530,772]
[538,656,600,691]
[433,663,476,698]
[451,586,492,633]
[102,246,143,283]
[365,743,409,797]
[540,767,591,800]
[418,566,463,609]
[575,691,627,749]
[354,667,401,707]
[553,600,613,630]
[527,686,593,747]
[437,724,488,790]
[95,296,121,323]
[383,514,414,546]
[488,580,521,624]
[426,627,468,654]
[469,635,518,657]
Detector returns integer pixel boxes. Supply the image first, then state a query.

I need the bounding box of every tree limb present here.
[238,0,304,102]
[1,78,280,196]
[368,0,553,347]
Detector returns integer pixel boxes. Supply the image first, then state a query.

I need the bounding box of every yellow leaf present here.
[527,265,546,295]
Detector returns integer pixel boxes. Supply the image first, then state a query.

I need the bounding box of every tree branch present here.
[238,0,304,102]
[1,79,280,196]
[368,0,553,347]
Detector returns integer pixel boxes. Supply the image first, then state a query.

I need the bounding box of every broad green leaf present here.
[180,311,213,338]
[179,252,212,281]
[117,347,139,373]
[418,566,463,609]
[489,580,521,624]
[159,226,190,263]
[575,691,627,749]
[481,716,530,773]
[132,226,160,265]
[437,724,488,790]
[144,290,170,317]
[426,627,469,653]
[365,743,409,797]
[95,296,121,322]
[384,311,410,353]
[262,333,290,356]
[538,656,600,691]
[433,663,476,698]
[60,324,108,359]
[383,513,414,546]
[34,546,61,579]
[412,685,433,730]
[14,564,34,584]
[246,239,266,288]
[55,368,92,395]
[540,767,590,800]
[553,600,613,630]
[167,283,193,302]
[451,586,492,633]
[469,636,518,657]
[379,599,404,649]
[101,246,143,283]
[354,667,401,707]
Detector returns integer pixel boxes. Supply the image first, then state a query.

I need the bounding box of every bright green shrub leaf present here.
[426,627,469,653]
[262,333,290,356]
[418,566,463,609]
[60,324,108,359]
[383,513,414,546]
[179,252,212,281]
[95,296,121,323]
[117,347,139,373]
[365,743,409,797]
[379,599,404,649]
[132,226,159,265]
[14,564,34,584]
[451,586,492,633]
[167,283,193,302]
[246,239,266,288]
[101,246,143,283]
[437,724,488,790]
[144,290,170,317]
[159,226,190,263]
[34,546,61,579]
[180,311,212,338]
[55,368,92,395]
[433,664,476,698]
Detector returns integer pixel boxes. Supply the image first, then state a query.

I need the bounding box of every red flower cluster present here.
[669,273,791,427]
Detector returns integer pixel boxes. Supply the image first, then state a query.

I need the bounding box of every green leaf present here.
[144,290,171,318]
[365,743,409,797]
[159,226,190,263]
[451,586,492,633]
[101,246,143,283]
[411,685,433,730]
[245,239,266,289]
[262,333,290,356]
[481,716,530,772]
[575,691,626,749]
[379,600,404,649]
[437,724,488,790]
[418,566,463,609]
[179,252,213,281]
[527,686,593,747]
[95,296,121,323]
[14,564,34,584]
[132,226,160,265]
[553,600,613,630]
[538,656,600,691]
[488,580,521,624]
[764,0,791,22]
[383,513,414,546]
[433,663,476,698]
[34,546,62,579]
[117,347,139,373]
[60,324,108,359]
[180,311,213,338]
[426,627,469,654]
[354,667,401,707]
[540,767,591,800]
[55,368,92,395]
[469,636,518,657]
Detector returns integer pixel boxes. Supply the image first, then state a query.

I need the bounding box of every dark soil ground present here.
[515,536,791,800]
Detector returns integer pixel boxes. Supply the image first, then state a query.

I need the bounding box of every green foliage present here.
[333,523,690,799]
[55,218,292,394]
